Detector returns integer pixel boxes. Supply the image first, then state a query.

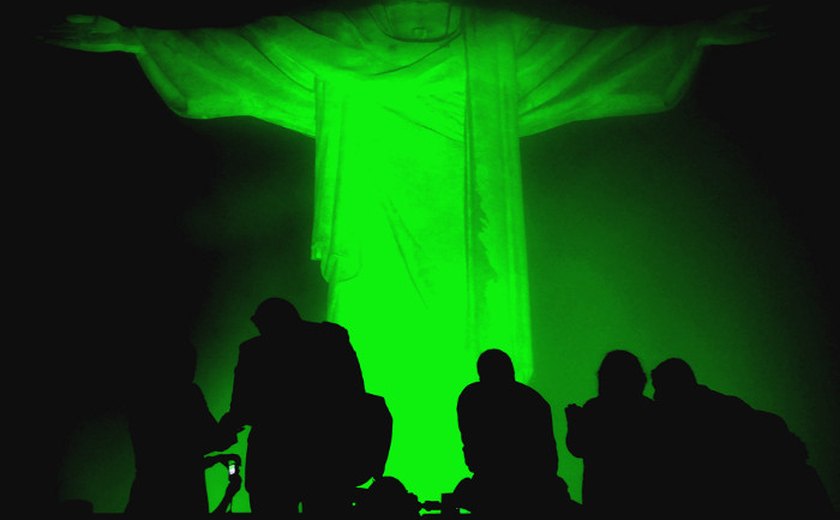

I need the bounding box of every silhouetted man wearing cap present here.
[221,297,371,516]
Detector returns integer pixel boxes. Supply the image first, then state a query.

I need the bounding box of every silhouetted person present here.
[651,357,835,517]
[125,340,239,515]
[565,349,659,518]
[455,348,576,517]
[221,297,380,516]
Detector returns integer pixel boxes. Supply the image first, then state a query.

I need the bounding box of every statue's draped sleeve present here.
[514,18,704,135]
[461,11,704,379]
[131,14,404,283]
[133,21,318,136]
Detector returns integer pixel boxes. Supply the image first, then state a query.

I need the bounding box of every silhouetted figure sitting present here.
[651,357,835,517]
[455,348,577,518]
[125,339,239,515]
[565,349,659,518]
[220,297,387,517]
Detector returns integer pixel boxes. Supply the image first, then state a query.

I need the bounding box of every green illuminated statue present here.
[46,0,772,501]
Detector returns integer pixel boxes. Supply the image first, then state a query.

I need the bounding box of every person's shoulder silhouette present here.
[310,319,365,396]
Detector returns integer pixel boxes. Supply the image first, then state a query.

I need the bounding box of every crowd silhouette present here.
[50,297,834,517]
[650,357,835,518]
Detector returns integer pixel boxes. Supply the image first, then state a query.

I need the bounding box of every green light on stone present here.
[129,4,704,504]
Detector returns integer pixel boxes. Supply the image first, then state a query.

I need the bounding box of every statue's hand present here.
[39,14,143,54]
[700,5,776,46]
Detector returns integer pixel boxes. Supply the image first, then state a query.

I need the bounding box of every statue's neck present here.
[370,2,462,42]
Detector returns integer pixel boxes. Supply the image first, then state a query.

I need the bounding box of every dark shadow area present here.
[53,346,835,517]
[124,339,240,514]
[651,357,835,517]
[14,0,837,516]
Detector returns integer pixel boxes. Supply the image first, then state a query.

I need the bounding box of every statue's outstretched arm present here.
[699,5,775,47]
[40,14,318,133]
[40,14,144,54]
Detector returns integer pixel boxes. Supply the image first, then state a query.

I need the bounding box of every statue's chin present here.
[373,2,461,42]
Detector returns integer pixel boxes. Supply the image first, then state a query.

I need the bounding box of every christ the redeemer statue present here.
[47,0,771,502]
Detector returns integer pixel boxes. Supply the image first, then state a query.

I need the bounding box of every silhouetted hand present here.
[699,5,775,46]
[204,453,242,469]
[219,412,245,437]
[211,463,243,514]
[227,472,242,494]
[38,14,143,54]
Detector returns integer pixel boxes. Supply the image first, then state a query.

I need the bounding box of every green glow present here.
[126,6,704,503]
[59,416,134,513]
[47,4,838,514]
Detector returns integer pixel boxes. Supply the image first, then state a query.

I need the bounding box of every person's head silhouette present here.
[651,357,698,404]
[251,297,301,338]
[477,348,515,385]
[597,349,646,398]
